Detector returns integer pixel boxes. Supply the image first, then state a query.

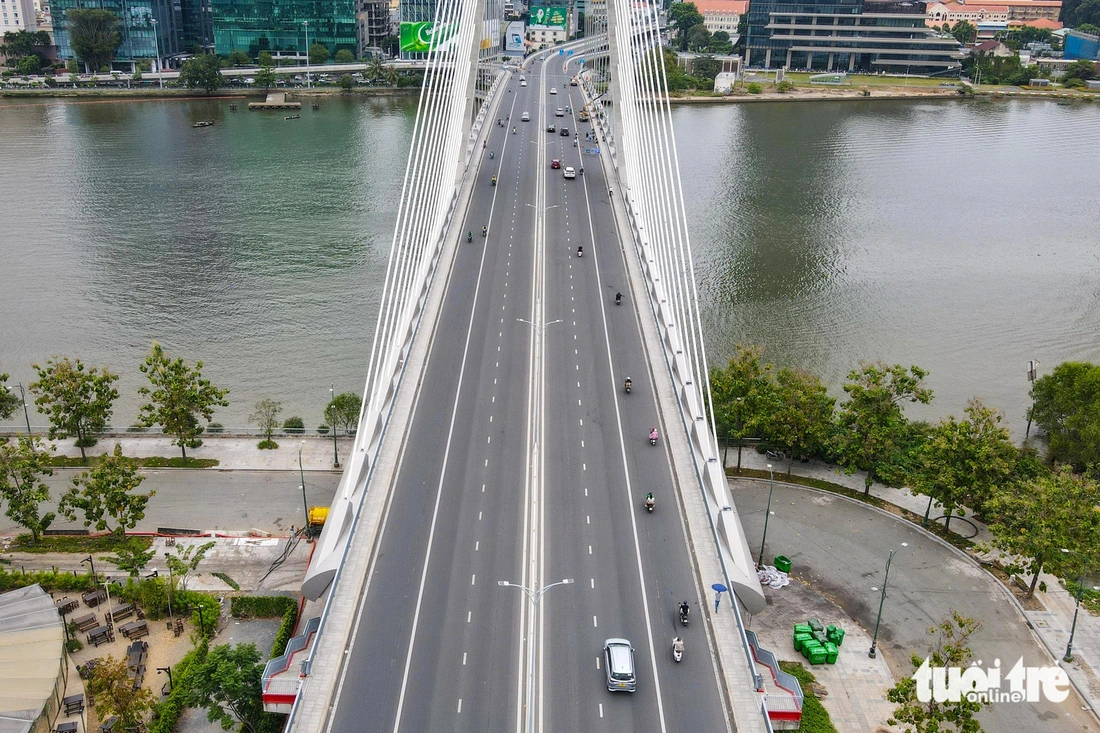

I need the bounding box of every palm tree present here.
[383,64,401,87]
[365,57,386,83]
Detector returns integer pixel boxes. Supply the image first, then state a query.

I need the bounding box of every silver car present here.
[603,638,636,692]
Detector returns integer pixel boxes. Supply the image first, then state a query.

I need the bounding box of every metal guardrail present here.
[745,629,804,712]
[262,616,321,695]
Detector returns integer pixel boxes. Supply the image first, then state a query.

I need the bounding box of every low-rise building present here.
[926,0,1061,26]
[693,0,747,36]
[1064,28,1100,60]
[971,39,1013,55]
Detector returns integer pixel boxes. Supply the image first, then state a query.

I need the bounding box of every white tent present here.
[0,585,65,733]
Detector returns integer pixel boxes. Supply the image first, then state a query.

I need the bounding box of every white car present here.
[563,166,576,179]
[520,79,527,87]
[550,87,557,94]
[521,111,530,121]
[555,108,565,117]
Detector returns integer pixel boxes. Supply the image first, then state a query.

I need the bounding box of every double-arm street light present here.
[5,383,32,433]
[299,441,311,538]
[303,21,311,89]
[150,18,163,89]
[330,384,340,468]
[869,542,908,659]
[1060,547,1097,662]
[497,578,574,605]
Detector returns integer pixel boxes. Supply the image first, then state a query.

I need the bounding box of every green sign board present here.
[529,6,568,29]
[400,21,458,53]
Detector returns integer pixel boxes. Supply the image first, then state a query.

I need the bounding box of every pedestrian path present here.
[732,449,1100,723]
[39,434,348,471]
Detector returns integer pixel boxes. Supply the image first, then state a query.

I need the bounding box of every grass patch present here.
[1064,579,1100,615]
[212,572,240,590]
[8,533,153,554]
[231,596,300,657]
[48,454,218,468]
[778,661,840,733]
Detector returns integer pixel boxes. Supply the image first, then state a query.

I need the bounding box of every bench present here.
[81,588,107,607]
[87,625,114,647]
[100,715,118,732]
[127,640,149,690]
[119,620,149,640]
[55,723,77,733]
[107,602,134,623]
[62,693,84,715]
[73,613,98,632]
[55,598,78,615]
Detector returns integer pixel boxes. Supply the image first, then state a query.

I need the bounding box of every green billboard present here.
[529,6,568,29]
[399,21,459,53]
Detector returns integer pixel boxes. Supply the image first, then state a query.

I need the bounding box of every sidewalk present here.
[38,434,349,471]
[731,448,1100,722]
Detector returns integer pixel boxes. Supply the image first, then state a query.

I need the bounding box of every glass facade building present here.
[51,0,182,69]
[745,0,965,74]
[208,0,356,57]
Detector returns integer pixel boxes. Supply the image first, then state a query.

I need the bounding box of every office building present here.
[208,0,356,57]
[51,0,181,70]
[745,0,965,74]
[2,0,37,30]
[357,0,389,56]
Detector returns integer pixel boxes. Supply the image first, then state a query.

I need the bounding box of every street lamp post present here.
[1060,547,1096,662]
[151,18,163,89]
[1025,360,1040,439]
[299,442,310,538]
[757,463,775,568]
[164,552,174,619]
[498,578,574,732]
[157,666,173,691]
[80,555,96,582]
[330,384,340,468]
[869,542,908,658]
[303,21,311,89]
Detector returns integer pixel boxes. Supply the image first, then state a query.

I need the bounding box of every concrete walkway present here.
[732,448,1100,728]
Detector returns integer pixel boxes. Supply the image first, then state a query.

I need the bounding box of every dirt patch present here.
[982,562,1045,611]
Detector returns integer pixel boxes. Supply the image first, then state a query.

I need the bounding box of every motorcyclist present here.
[624,376,632,391]
[615,291,622,304]
[512,126,517,134]
[491,176,497,186]
[649,427,659,442]
[679,601,690,620]
[577,245,583,257]
[490,151,494,159]
[497,118,501,126]
[579,166,584,175]
[645,492,655,509]
[482,225,487,236]
[673,637,685,655]
[467,231,472,242]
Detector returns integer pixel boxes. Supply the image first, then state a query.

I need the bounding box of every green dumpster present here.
[793,633,812,652]
[801,640,822,661]
[774,555,792,573]
[828,627,845,647]
[808,646,828,665]
[824,642,839,664]
[813,630,828,645]
[808,618,824,633]
[794,623,813,636]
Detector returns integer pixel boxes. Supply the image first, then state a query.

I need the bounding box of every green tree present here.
[308,42,330,65]
[364,56,385,82]
[90,655,156,729]
[227,49,252,67]
[67,9,121,72]
[65,59,79,74]
[1027,361,1100,472]
[708,344,775,443]
[249,398,282,448]
[0,436,56,544]
[767,367,836,473]
[179,53,223,93]
[258,50,274,66]
[0,372,20,421]
[1062,58,1098,82]
[835,362,933,494]
[692,53,721,81]
[339,73,354,90]
[382,64,401,86]
[167,540,216,591]
[106,542,157,577]
[380,34,399,57]
[255,64,276,91]
[335,48,355,63]
[137,342,229,458]
[708,30,734,54]
[58,443,155,534]
[16,54,41,75]
[29,356,119,460]
[985,468,1100,597]
[909,399,1016,531]
[887,612,985,733]
[325,392,362,436]
[184,643,265,733]
[950,20,977,44]
[1,29,49,60]
[687,23,711,51]
[668,2,704,50]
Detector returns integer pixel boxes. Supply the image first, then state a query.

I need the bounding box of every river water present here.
[2,94,1098,435]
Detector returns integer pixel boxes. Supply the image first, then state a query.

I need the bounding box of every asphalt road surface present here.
[325,54,730,733]
[2,470,341,536]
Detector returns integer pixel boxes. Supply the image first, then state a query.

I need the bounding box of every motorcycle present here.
[467,232,472,243]
[491,176,497,186]
[512,127,517,135]
[673,637,684,663]
[644,493,655,512]
[679,605,690,626]
[577,246,583,257]
[624,378,632,394]
[649,428,659,446]
[579,166,584,175]
[489,151,494,159]
[615,291,622,305]
[482,226,487,237]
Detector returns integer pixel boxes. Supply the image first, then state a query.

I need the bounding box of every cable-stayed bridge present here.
[260,0,794,730]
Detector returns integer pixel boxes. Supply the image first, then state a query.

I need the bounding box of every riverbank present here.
[0,86,417,100]
[669,84,1100,104]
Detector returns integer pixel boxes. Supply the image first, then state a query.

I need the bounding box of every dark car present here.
[560,127,569,136]
[551,159,561,169]
[547,123,556,132]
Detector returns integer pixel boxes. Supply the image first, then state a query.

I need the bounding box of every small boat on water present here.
[285,114,300,120]
[192,120,214,128]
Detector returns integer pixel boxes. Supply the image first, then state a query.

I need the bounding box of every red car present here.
[551,159,561,169]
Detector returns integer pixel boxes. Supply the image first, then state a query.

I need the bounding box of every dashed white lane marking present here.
[463,652,468,665]
[467,611,471,623]
[586,515,590,525]
[584,488,588,497]
[593,616,598,628]
[475,541,479,551]
[487,435,491,444]
[580,440,584,448]
[482,483,486,492]
[478,512,482,520]
[457,699,462,713]
[599,704,604,718]
[590,578,595,589]
[582,463,586,471]
[589,545,592,554]
[471,574,476,586]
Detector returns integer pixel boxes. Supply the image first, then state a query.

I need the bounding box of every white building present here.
[693,0,746,36]
[1,0,37,31]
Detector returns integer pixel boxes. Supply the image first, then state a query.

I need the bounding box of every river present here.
[2,94,1098,436]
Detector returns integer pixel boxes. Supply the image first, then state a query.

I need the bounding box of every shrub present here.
[283,417,305,434]
[776,79,795,93]
[747,82,763,94]
[66,638,84,653]
[317,424,330,435]
[230,595,299,656]
[258,439,278,450]
[126,424,148,433]
[207,422,225,434]
[147,642,206,733]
